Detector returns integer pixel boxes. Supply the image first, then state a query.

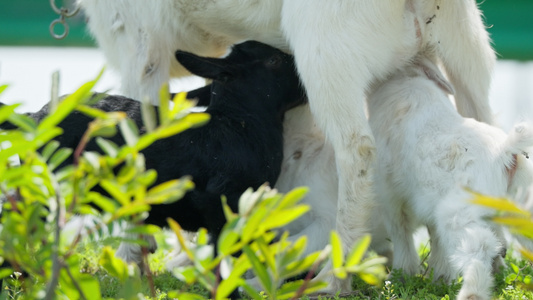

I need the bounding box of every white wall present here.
[0,46,204,112]
[0,46,532,130]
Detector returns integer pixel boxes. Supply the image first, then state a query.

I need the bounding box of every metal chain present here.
[49,0,80,40]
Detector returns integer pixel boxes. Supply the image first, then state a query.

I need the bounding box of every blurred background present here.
[0,0,532,130]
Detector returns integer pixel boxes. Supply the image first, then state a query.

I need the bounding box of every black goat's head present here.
[175,40,307,113]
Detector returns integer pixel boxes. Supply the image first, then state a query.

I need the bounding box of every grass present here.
[2,231,532,299]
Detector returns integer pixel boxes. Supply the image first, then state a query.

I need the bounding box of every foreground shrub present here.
[0,74,386,299]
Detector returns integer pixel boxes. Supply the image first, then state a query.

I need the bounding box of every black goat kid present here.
[1,40,306,257]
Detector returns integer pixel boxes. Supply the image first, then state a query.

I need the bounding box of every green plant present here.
[0,74,387,299]
[164,185,387,299]
[0,73,206,299]
[471,190,533,291]
[471,191,533,261]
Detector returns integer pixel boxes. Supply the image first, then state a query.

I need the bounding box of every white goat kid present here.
[367,55,533,300]
[78,0,496,293]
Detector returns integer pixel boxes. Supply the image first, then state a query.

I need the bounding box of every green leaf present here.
[520,248,533,261]
[261,205,309,231]
[470,191,530,215]
[132,133,158,152]
[0,143,28,163]
[48,147,73,171]
[506,273,518,284]
[524,274,532,285]
[7,113,37,132]
[85,92,108,106]
[218,255,251,295]
[197,228,209,246]
[136,169,157,186]
[83,151,101,170]
[119,118,139,147]
[241,206,267,243]
[330,231,346,279]
[117,164,136,184]
[0,84,8,94]
[90,123,117,138]
[155,113,210,139]
[217,277,245,300]
[146,179,193,205]
[256,236,277,274]
[77,204,98,215]
[277,235,307,271]
[96,137,119,158]
[158,83,170,125]
[115,203,150,218]
[221,196,237,224]
[276,279,328,300]
[141,98,158,132]
[170,92,195,118]
[33,127,63,148]
[76,104,110,120]
[77,274,103,300]
[358,272,381,286]
[125,224,161,235]
[278,187,308,210]
[172,267,198,284]
[238,282,264,300]
[345,256,387,285]
[0,103,18,124]
[87,192,117,213]
[283,251,322,279]
[346,234,371,267]
[0,268,14,279]
[38,72,100,131]
[167,218,194,260]
[99,246,129,282]
[41,140,60,161]
[100,180,129,206]
[167,291,205,300]
[492,216,533,238]
[218,228,240,256]
[242,245,272,291]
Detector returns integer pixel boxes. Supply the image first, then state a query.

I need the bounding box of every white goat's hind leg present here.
[281,1,411,293]
[434,0,496,124]
[368,207,392,262]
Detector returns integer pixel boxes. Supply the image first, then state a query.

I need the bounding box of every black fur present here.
[1,41,306,245]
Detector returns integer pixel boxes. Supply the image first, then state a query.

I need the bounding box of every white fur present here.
[115,230,158,268]
[77,0,496,292]
[277,105,392,259]
[367,55,533,300]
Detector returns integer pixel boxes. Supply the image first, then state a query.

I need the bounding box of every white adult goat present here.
[77,0,496,292]
[367,55,533,300]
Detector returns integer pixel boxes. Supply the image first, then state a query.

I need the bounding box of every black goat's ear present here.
[175,50,235,81]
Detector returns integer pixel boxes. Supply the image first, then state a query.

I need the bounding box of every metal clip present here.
[49,0,80,40]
